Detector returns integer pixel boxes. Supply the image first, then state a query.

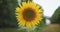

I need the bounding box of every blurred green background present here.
[0,0,18,28]
[0,0,60,32]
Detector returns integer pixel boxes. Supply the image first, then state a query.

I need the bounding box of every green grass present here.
[0,28,17,32]
[0,24,60,32]
[40,24,60,32]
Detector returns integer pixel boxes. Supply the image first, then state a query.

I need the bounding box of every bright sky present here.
[33,0,60,17]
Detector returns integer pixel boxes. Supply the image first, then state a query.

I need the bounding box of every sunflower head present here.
[16,0,43,28]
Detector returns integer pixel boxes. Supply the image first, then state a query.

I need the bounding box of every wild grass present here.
[0,24,60,32]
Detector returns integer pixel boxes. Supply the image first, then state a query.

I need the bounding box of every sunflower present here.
[16,1,43,28]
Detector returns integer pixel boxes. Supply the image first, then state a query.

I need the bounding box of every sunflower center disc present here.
[22,8,35,21]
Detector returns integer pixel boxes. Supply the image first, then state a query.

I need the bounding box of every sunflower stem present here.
[27,30,30,32]
[26,28,35,32]
[26,28,30,32]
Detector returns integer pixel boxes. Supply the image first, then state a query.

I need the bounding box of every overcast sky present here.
[33,0,60,17]
[18,0,60,17]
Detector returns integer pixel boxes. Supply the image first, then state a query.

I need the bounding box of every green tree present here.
[0,0,18,28]
[50,7,60,24]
